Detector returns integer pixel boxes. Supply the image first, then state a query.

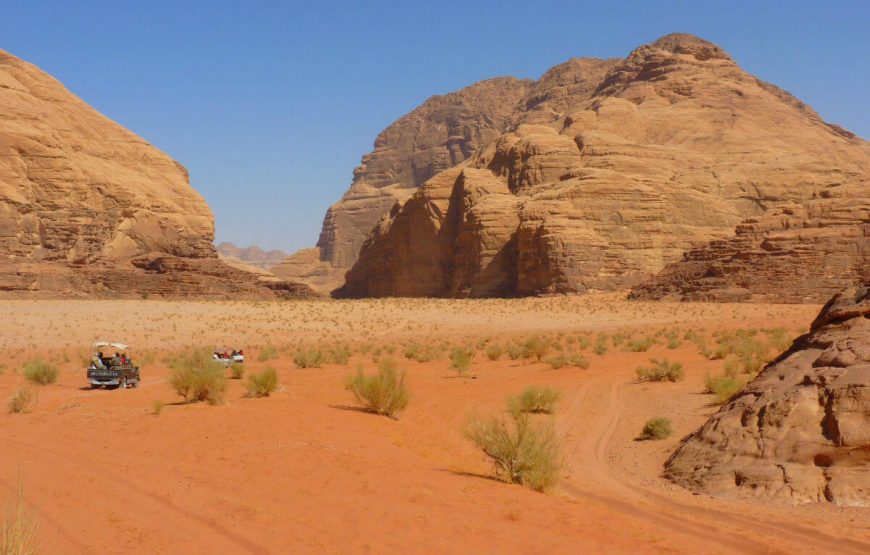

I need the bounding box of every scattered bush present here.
[0,485,39,555]
[403,342,440,363]
[569,353,590,369]
[665,331,682,350]
[703,373,745,405]
[449,347,474,376]
[245,367,279,398]
[639,417,673,440]
[257,344,279,362]
[465,410,561,492]
[7,387,37,414]
[485,344,505,361]
[593,336,609,356]
[293,348,324,368]
[343,357,409,418]
[22,360,58,386]
[325,345,352,365]
[508,386,560,414]
[636,358,684,382]
[545,354,567,369]
[229,363,245,379]
[624,337,655,352]
[522,336,551,361]
[167,349,227,405]
[507,343,524,360]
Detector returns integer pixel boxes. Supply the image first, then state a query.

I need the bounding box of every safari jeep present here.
[87,341,141,389]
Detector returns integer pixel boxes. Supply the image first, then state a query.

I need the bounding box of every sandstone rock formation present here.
[216,242,286,271]
[0,50,313,299]
[332,34,868,299]
[665,284,870,506]
[271,77,535,293]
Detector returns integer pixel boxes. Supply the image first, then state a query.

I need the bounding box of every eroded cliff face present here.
[0,50,312,299]
[665,285,870,506]
[271,77,534,293]
[337,34,869,299]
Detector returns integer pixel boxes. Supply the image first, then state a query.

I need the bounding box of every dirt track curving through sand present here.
[558,372,870,555]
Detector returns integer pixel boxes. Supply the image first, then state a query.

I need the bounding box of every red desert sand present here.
[1,295,868,554]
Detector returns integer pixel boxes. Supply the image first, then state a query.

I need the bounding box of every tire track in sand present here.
[559,376,870,555]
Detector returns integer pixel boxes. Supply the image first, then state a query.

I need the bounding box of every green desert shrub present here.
[665,331,682,350]
[403,342,440,363]
[570,353,590,369]
[506,343,524,360]
[465,410,561,492]
[229,363,245,379]
[257,344,279,362]
[545,353,567,370]
[325,345,352,365]
[635,358,684,382]
[22,360,58,386]
[593,336,609,355]
[639,417,673,440]
[293,348,324,368]
[624,337,655,352]
[1,485,39,555]
[508,386,560,414]
[485,344,505,361]
[343,358,409,418]
[7,387,37,414]
[167,348,227,405]
[703,373,745,405]
[522,335,551,361]
[449,347,474,376]
[764,327,791,353]
[245,367,279,398]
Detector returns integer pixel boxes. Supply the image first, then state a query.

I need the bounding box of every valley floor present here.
[0,295,867,554]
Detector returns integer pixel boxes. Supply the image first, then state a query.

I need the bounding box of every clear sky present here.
[3,1,868,252]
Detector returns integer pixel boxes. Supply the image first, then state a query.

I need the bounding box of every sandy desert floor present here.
[0,294,868,554]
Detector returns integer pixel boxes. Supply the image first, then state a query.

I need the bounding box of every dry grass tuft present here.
[7,387,37,414]
[0,485,39,555]
[245,367,279,398]
[343,357,409,419]
[465,410,560,492]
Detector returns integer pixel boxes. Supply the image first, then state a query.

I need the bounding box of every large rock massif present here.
[305,33,868,299]
[271,77,536,293]
[666,285,870,506]
[0,50,312,299]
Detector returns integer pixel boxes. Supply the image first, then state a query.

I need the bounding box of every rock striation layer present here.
[332,34,868,299]
[0,50,313,299]
[665,284,870,506]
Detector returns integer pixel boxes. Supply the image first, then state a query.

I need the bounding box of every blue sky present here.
[3,1,868,252]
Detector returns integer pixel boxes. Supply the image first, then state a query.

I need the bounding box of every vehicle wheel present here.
[90,384,100,389]
[119,377,127,390]
[132,379,139,389]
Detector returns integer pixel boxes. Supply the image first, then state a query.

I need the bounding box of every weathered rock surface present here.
[335,34,869,299]
[665,284,870,506]
[0,50,313,299]
[272,77,534,293]
[216,242,286,271]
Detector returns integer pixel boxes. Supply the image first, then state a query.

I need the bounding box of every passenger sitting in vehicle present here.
[111,352,121,367]
[121,354,128,365]
[94,354,106,368]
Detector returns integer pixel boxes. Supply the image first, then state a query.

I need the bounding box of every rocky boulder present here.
[665,284,870,506]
